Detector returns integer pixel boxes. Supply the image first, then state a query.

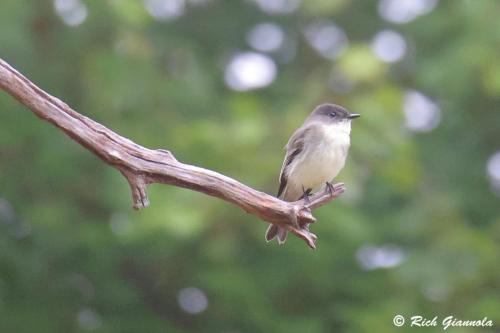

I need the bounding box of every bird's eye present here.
[329,112,337,118]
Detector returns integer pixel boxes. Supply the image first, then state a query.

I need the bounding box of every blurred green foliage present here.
[1,1,500,332]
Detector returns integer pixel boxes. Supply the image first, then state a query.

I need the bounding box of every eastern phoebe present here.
[266,103,360,244]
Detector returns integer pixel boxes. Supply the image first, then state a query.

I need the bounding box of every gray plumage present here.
[266,103,360,244]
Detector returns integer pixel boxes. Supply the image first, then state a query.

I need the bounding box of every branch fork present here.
[0,58,346,249]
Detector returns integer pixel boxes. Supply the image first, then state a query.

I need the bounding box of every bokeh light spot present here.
[378,0,438,24]
[421,283,451,302]
[77,308,102,330]
[356,244,406,270]
[54,0,88,26]
[487,151,500,195]
[225,52,277,91]
[144,0,185,21]
[304,20,348,59]
[403,89,441,132]
[253,0,301,15]
[110,212,133,236]
[371,30,407,63]
[0,198,16,224]
[247,23,284,53]
[178,287,208,314]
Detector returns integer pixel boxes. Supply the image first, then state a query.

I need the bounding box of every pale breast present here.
[286,122,351,192]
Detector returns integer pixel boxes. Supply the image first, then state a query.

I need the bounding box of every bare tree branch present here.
[0,58,345,249]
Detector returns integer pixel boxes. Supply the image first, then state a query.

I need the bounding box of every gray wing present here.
[277,125,311,198]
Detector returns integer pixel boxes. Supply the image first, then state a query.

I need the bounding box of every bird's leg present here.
[325,181,335,196]
[300,186,313,205]
[299,186,313,229]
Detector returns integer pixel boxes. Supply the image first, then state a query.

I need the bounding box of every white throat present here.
[330,120,352,135]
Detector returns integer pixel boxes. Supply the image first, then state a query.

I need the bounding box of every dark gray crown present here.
[312,103,350,119]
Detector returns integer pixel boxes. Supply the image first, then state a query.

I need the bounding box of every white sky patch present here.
[247,23,285,53]
[371,30,407,63]
[403,89,441,132]
[304,21,349,59]
[225,52,277,91]
[356,244,406,270]
[378,0,438,24]
[144,0,185,21]
[487,151,500,195]
[253,0,301,15]
[178,287,208,314]
[54,0,88,27]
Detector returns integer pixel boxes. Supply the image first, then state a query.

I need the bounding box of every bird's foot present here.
[298,186,314,229]
[300,186,313,205]
[325,181,335,196]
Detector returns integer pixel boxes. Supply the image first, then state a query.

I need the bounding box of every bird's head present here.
[310,103,360,124]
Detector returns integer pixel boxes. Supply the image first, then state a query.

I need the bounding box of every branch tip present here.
[121,170,150,210]
[290,227,317,249]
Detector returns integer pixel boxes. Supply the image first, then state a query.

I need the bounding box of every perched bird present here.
[266,103,360,244]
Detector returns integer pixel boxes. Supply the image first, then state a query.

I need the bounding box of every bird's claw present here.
[300,185,313,205]
[325,182,335,196]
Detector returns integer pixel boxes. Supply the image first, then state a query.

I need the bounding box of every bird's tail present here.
[265,224,287,244]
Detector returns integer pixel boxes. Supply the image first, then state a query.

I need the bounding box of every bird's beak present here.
[348,113,361,119]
